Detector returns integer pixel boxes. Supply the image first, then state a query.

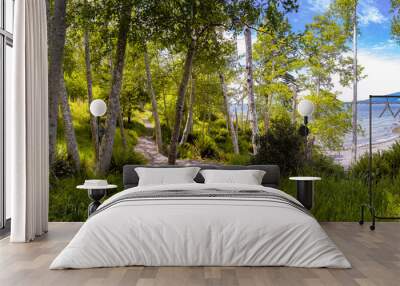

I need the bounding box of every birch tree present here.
[244,27,259,155]
[143,44,163,153]
[180,73,196,146]
[301,14,353,150]
[97,1,133,175]
[219,72,240,154]
[330,0,359,162]
[253,9,301,135]
[82,0,98,161]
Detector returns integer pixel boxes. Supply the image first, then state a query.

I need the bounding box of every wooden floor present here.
[0,222,399,286]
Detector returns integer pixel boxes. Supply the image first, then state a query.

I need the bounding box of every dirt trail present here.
[134,119,206,165]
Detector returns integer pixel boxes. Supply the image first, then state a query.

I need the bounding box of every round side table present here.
[289,177,321,210]
[77,184,117,216]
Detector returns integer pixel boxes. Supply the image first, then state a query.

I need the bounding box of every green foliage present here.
[109,142,147,174]
[194,135,220,160]
[305,151,346,178]
[307,91,351,149]
[49,173,125,222]
[282,155,400,221]
[298,13,354,150]
[227,153,251,165]
[351,142,400,182]
[252,118,304,175]
[392,0,400,42]
[52,153,79,178]
[65,71,87,100]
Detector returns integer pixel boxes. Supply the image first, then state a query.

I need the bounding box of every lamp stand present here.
[96,116,100,171]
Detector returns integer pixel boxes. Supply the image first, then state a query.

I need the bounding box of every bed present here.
[50,165,351,269]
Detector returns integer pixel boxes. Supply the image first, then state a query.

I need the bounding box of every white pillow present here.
[135,167,201,186]
[200,169,266,185]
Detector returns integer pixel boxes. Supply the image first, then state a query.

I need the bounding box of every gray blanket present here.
[91,189,309,217]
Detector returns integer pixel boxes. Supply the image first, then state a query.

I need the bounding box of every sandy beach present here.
[325,135,400,168]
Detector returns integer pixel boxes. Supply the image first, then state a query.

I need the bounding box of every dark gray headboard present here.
[123,165,280,189]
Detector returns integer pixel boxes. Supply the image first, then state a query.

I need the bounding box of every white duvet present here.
[50,183,351,269]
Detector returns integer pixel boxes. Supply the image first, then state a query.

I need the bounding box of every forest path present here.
[134,119,206,165]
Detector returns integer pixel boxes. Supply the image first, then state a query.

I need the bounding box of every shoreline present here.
[325,134,400,168]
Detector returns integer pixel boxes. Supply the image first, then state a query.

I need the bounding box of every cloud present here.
[370,40,398,51]
[358,1,386,25]
[334,50,400,102]
[306,0,386,26]
[307,0,332,12]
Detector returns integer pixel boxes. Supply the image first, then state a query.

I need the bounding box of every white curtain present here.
[9,0,49,242]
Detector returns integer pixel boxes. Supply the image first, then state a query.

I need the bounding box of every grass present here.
[50,100,147,221]
[282,174,400,221]
[49,173,125,221]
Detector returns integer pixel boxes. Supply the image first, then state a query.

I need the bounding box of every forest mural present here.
[47,0,400,222]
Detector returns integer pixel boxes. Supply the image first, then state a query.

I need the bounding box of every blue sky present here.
[237,0,400,101]
[289,0,400,101]
[290,0,397,53]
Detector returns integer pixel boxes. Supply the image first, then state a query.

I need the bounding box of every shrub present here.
[109,149,147,174]
[227,153,251,165]
[304,151,346,178]
[178,142,199,159]
[252,118,304,175]
[52,153,77,178]
[213,128,229,145]
[351,142,400,182]
[194,135,220,159]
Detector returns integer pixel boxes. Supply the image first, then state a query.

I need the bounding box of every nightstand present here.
[77,184,117,216]
[289,177,321,210]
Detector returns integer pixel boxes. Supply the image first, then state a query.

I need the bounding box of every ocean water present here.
[342,104,400,148]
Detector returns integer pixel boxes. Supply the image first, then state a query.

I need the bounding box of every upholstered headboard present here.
[123,165,280,189]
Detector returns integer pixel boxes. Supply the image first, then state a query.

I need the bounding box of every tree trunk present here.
[351,6,358,164]
[144,44,163,152]
[47,0,67,167]
[84,29,99,161]
[235,106,239,134]
[291,87,298,124]
[180,73,196,145]
[245,104,249,128]
[118,111,127,149]
[219,73,239,154]
[97,3,133,175]
[244,27,259,155]
[263,96,270,135]
[241,97,244,131]
[60,81,81,171]
[168,39,196,165]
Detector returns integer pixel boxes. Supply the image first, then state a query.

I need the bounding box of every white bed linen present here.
[50,183,351,269]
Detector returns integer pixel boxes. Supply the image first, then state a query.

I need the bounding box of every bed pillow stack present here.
[200,169,266,185]
[135,167,201,186]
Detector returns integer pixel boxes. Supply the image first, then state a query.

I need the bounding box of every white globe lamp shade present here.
[297,99,314,117]
[90,99,107,117]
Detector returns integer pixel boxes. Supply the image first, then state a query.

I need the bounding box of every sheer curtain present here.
[9,0,49,242]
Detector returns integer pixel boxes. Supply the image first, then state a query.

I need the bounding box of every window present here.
[1,0,14,231]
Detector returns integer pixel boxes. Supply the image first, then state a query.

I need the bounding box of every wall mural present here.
[48,0,400,222]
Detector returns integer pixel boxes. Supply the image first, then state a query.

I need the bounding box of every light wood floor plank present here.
[0,222,399,286]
